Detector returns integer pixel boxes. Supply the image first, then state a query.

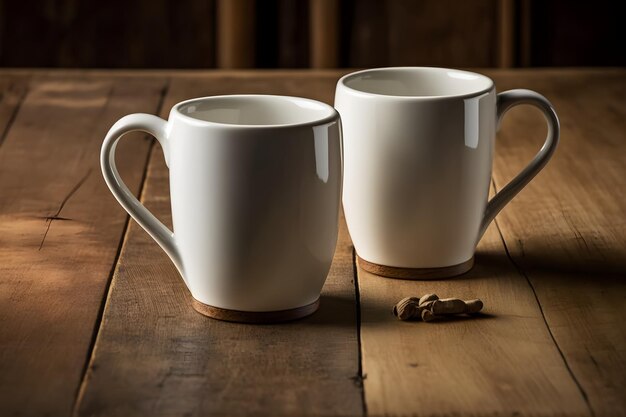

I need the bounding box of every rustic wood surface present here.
[492,71,626,417]
[0,69,623,417]
[75,74,362,417]
[1,1,623,69]
[358,218,590,416]
[0,72,167,416]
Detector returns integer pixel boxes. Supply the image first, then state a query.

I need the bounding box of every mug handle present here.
[478,89,560,239]
[100,113,185,280]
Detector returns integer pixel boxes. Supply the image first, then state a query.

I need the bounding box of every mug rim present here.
[337,67,495,100]
[172,94,339,129]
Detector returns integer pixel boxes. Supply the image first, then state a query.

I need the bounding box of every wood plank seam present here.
[0,73,170,416]
[71,81,171,415]
[72,141,155,415]
[490,178,596,417]
[1,69,621,416]
[0,82,29,148]
[357,176,595,415]
[352,247,368,416]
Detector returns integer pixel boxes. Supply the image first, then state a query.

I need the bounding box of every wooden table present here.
[0,69,624,417]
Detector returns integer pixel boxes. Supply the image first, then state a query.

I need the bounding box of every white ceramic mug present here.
[335,67,559,279]
[101,95,342,322]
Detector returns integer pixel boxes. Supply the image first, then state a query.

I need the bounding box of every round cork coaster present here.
[191,298,320,324]
[357,256,474,280]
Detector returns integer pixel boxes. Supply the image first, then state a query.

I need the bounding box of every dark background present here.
[0,0,623,69]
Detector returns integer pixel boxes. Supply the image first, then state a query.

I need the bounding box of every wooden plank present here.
[527,1,624,67]
[2,68,622,416]
[497,0,515,68]
[309,0,339,68]
[358,217,590,415]
[489,69,626,417]
[277,0,309,68]
[385,0,499,67]
[359,70,626,416]
[75,73,363,416]
[345,0,501,68]
[519,0,532,67]
[345,0,390,68]
[0,1,216,68]
[216,0,256,68]
[357,69,626,416]
[0,73,167,417]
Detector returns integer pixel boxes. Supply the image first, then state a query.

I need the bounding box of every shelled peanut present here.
[393,294,483,322]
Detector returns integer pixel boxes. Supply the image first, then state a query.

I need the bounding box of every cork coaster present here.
[191,298,320,323]
[357,256,474,280]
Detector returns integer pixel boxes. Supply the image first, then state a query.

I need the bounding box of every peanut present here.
[421,309,437,322]
[431,298,468,315]
[419,294,439,305]
[394,294,484,322]
[418,300,435,311]
[393,297,421,320]
[465,299,483,314]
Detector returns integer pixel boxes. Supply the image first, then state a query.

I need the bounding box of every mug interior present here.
[176,95,336,126]
[341,67,494,98]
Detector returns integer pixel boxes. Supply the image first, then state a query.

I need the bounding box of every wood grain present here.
[357,69,626,416]
[497,0,515,68]
[0,0,216,68]
[0,69,622,417]
[0,73,167,417]
[216,0,256,68]
[276,0,309,68]
[528,1,625,66]
[519,0,533,67]
[309,0,339,68]
[75,73,363,416]
[344,0,390,68]
[490,69,626,417]
[392,0,498,67]
[1,1,623,69]
[346,0,499,68]
[358,210,590,416]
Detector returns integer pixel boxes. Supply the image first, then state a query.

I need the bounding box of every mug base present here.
[191,298,320,323]
[357,255,474,280]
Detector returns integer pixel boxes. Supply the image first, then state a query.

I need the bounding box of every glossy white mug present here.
[335,67,559,278]
[101,95,342,322]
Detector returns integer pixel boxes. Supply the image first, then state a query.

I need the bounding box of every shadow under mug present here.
[101,95,342,323]
[335,67,559,279]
